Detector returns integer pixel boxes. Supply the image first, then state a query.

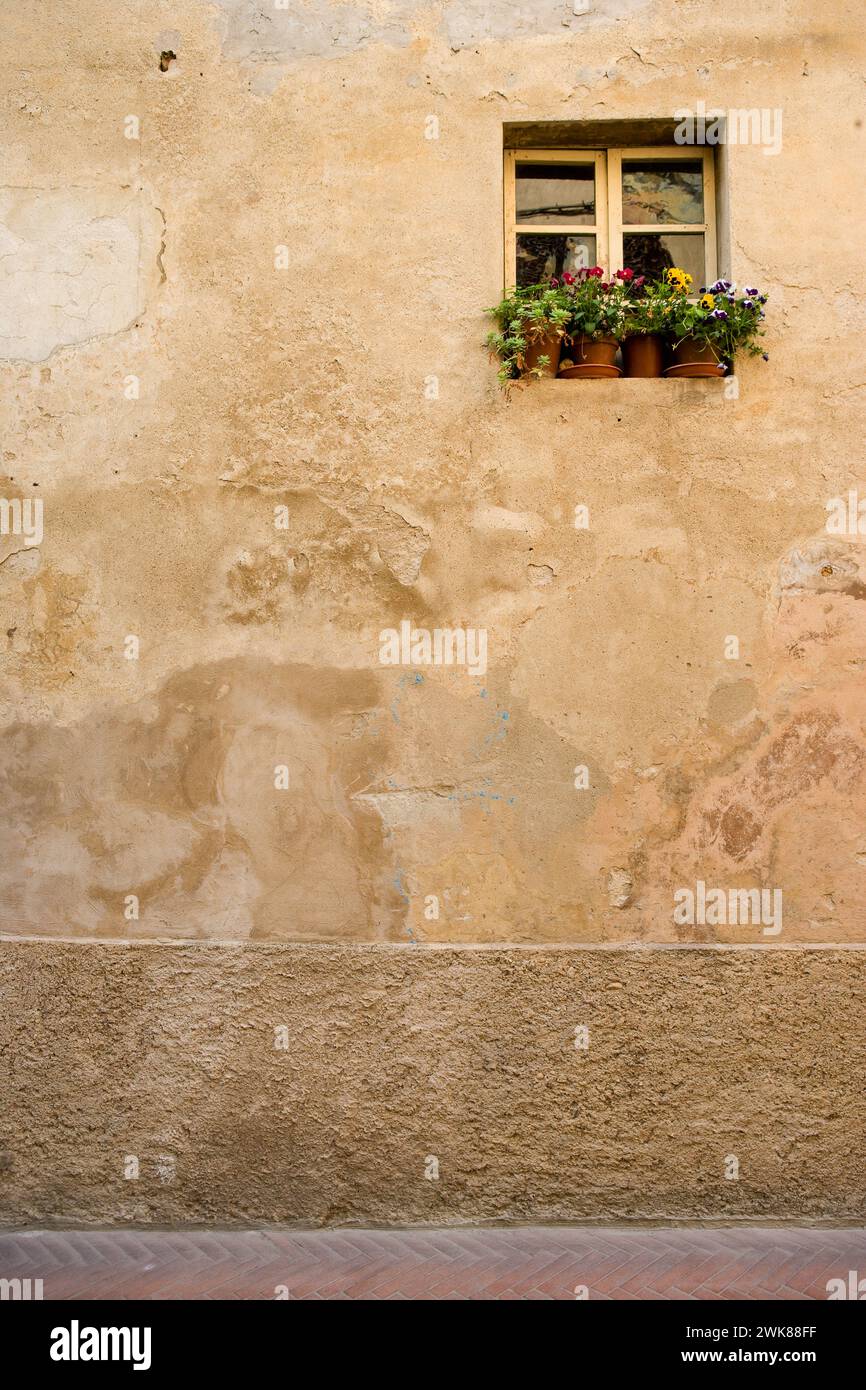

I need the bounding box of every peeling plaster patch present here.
[225,545,293,623]
[375,509,429,585]
[0,658,395,940]
[155,30,182,70]
[0,545,41,578]
[528,563,555,586]
[211,0,647,76]
[352,786,463,834]
[212,0,423,77]
[442,0,650,50]
[0,189,162,362]
[606,867,632,907]
[779,540,866,601]
[696,705,866,872]
[223,544,312,623]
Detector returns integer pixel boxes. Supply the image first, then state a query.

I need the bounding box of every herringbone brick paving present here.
[1,1227,864,1299]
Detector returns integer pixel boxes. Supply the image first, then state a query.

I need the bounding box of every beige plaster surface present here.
[0,0,863,1224]
[2,940,865,1226]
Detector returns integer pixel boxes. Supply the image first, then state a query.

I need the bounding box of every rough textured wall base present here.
[2,940,863,1227]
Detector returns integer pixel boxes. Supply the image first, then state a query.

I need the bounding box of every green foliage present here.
[485,269,769,385]
[563,268,631,342]
[621,277,675,336]
[666,277,768,363]
[485,283,570,385]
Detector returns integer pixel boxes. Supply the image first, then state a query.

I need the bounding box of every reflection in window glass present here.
[516,163,595,225]
[622,233,705,286]
[622,162,703,225]
[516,234,596,288]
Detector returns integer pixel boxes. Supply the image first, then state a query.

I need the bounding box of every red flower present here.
[621,268,634,281]
[588,266,604,278]
[562,271,575,285]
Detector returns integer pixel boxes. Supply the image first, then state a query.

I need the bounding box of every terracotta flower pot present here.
[521,328,562,378]
[671,336,724,376]
[572,334,619,367]
[623,333,664,378]
[559,363,622,380]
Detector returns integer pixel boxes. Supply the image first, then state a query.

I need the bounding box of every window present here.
[504,147,716,291]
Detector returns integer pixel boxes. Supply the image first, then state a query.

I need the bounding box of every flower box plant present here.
[620,272,668,377]
[485,267,768,385]
[485,282,571,385]
[663,271,769,377]
[557,267,632,376]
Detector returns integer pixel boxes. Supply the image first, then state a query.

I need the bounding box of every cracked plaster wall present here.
[0,0,864,1223]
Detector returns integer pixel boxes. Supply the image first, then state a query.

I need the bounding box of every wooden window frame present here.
[504,149,608,286]
[504,146,716,290]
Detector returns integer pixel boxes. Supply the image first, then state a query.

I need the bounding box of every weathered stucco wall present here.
[3,940,866,1227]
[0,0,864,1223]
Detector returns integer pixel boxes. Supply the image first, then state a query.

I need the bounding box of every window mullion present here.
[625,224,707,234]
[703,147,718,282]
[503,149,516,288]
[606,149,623,275]
[515,224,599,234]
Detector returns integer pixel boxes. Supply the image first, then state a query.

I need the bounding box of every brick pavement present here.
[1,1227,864,1300]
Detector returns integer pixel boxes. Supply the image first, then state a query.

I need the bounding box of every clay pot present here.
[521,328,562,378]
[559,363,622,380]
[671,336,724,376]
[622,333,664,378]
[571,334,619,367]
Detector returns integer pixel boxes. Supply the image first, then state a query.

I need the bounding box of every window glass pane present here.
[516,162,595,225]
[516,234,596,288]
[622,161,704,225]
[622,232,705,286]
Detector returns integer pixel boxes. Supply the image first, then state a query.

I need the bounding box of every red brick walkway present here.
[2,1227,864,1300]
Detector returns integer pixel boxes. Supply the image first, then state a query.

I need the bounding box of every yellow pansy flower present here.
[666,266,693,292]
[700,293,715,309]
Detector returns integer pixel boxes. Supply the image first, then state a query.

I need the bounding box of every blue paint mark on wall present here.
[393,868,411,906]
[390,671,424,723]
